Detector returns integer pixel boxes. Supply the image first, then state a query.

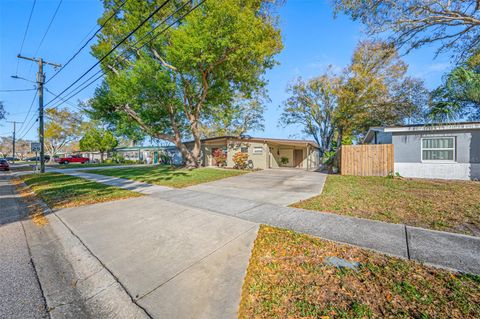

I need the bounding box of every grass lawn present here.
[292,175,480,236]
[239,225,480,319]
[83,166,248,188]
[48,163,135,169]
[21,173,141,209]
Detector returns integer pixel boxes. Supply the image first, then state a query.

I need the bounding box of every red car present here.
[55,155,90,164]
[0,159,10,171]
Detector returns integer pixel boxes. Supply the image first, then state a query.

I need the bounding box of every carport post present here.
[307,144,310,170]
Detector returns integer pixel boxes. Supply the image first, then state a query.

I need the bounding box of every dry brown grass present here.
[292,175,480,236]
[12,178,49,226]
[239,226,480,319]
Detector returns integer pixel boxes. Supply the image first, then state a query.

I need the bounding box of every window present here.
[252,146,263,155]
[421,137,455,162]
[240,147,248,153]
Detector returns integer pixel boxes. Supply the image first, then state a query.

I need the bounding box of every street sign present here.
[31,142,41,152]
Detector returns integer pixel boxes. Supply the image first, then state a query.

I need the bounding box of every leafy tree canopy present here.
[280,41,428,154]
[429,49,480,121]
[88,0,283,167]
[336,41,428,140]
[79,127,118,161]
[44,107,84,161]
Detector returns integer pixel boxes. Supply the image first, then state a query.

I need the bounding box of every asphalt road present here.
[0,173,48,318]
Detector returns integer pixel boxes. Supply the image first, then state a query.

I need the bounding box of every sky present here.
[0,0,453,143]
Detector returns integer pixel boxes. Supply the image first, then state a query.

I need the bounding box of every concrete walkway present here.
[58,169,480,275]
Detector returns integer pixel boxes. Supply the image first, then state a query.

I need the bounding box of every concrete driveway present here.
[56,196,258,319]
[186,168,327,206]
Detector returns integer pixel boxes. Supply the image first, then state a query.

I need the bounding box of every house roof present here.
[383,121,480,132]
[364,121,480,144]
[186,135,320,148]
[115,146,177,151]
[363,127,384,144]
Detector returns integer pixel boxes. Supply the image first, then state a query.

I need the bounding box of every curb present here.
[15,178,151,319]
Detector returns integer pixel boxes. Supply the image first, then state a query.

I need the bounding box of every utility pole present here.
[17,55,61,173]
[6,121,23,163]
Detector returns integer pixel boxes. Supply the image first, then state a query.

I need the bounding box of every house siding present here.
[392,130,480,180]
[227,140,268,169]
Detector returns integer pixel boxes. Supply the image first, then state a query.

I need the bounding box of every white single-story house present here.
[186,136,320,170]
[364,122,480,180]
[73,146,183,165]
[114,146,182,164]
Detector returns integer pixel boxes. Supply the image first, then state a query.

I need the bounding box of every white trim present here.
[395,162,480,180]
[385,123,480,132]
[421,136,456,162]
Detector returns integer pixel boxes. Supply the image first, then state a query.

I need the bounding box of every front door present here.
[293,149,303,168]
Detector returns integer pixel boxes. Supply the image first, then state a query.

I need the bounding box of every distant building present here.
[74,146,183,165]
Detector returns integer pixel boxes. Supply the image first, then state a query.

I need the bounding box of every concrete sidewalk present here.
[48,170,170,195]
[0,175,47,319]
[1,173,150,319]
[57,169,480,274]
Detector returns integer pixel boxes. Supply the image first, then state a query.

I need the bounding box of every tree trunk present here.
[100,152,104,163]
[174,140,197,167]
[189,124,202,167]
[121,103,202,168]
[336,127,343,149]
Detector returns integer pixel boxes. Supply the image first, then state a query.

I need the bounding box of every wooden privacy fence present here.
[340,144,394,176]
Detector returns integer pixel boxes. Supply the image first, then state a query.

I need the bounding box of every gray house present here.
[364,122,480,180]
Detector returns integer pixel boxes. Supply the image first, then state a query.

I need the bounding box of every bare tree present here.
[334,0,480,60]
[280,73,340,156]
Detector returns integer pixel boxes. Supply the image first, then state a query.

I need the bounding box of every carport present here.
[266,139,319,170]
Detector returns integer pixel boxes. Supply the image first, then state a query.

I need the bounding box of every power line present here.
[44,87,82,110]
[18,118,38,140]
[17,56,61,173]
[46,0,128,84]
[0,88,36,92]
[30,0,63,64]
[45,0,173,108]
[47,0,204,109]
[18,111,37,138]
[50,0,201,108]
[17,89,38,135]
[16,0,37,75]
